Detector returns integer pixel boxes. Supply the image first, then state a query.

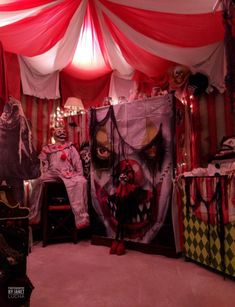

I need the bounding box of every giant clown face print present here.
[90,95,174,243]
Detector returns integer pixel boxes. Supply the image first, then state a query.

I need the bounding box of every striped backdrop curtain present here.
[174,91,235,174]
[180,91,235,172]
[21,92,235,167]
[21,94,89,154]
[196,92,235,166]
[65,113,90,149]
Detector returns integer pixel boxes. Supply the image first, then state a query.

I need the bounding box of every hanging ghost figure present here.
[0,97,40,204]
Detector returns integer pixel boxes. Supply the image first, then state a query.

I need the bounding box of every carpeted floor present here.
[27,240,235,307]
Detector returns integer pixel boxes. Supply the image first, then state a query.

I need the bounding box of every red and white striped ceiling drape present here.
[0,0,227,100]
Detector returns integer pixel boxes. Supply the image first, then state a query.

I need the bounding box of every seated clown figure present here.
[29,126,89,229]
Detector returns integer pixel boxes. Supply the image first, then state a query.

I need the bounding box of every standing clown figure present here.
[110,162,137,255]
[29,127,89,229]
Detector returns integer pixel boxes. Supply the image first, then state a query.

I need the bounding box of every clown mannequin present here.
[29,127,89,229]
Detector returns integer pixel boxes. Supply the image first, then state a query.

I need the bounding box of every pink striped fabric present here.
[197,92,235,166]
[21,95,89,153]
[175,91,235,174]
[20,91,234,166]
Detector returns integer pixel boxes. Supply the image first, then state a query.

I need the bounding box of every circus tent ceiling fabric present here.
[0,0,227,99]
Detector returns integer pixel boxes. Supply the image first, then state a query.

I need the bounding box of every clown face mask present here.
[169,65,191,90]
[79,142,91,180]
[90,95,174,243]
[53,127,67,143]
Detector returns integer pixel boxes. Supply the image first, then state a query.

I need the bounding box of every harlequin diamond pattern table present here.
[181,176,235,278]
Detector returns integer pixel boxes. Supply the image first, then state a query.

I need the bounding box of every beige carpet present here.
[27,240,235,307]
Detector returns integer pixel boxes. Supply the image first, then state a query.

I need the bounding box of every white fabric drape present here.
[95,1,135,103]
[108,72,136,104]
[18,0,87,98]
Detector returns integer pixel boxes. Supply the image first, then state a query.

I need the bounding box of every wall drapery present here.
[89,95,176,246]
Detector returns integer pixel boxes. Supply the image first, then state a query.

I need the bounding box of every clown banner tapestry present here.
[90,94,175,246]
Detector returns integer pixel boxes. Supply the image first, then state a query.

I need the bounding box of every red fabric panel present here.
[0,41,8,113]
[64,63,111,81]
[175,98,188,174]
[60,71,111,108]
[36,99,44,151]
[176,184,184,250]
[103,13,175,77]
[133,71,169,96]
[47,99,54,142]
[207,92,217,156]
[85,113,89,141]
[191,96,201,168]
[0,0,81,56]
[4,52,21,100]
[24,95,33,122]
[74,116,79,145]
[99,0,224,47]
[224,93,235,136]
[66,115,80,146]
[0,0,56,11]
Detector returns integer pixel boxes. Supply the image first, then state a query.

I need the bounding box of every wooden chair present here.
[41,181,78,247]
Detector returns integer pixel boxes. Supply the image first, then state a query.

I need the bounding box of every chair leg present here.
[41,183,49,247]
[42,228,47,247]
[42,205,48,247]
[72,223,78,244]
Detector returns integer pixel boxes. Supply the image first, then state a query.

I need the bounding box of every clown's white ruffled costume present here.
[29,140,89,229]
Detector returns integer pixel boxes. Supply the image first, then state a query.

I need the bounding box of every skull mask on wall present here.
[79,142,91,180]
[169,65,191,90]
